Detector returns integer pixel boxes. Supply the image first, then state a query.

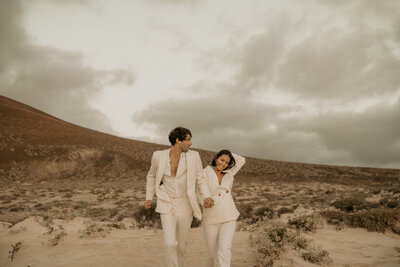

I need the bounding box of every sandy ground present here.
[1,217,400,267]
[275,226,400,267]
[0,216,254,267]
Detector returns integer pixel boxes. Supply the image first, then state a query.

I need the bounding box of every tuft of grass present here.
[8,242,22,261]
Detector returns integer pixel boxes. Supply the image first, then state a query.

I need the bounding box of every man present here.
[145,126,214,267]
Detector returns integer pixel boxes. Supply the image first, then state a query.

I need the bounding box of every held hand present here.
[144,200,152,209]
[203,197,214,208]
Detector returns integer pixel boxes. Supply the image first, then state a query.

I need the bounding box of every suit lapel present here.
[186,151,195,189]
[207,166,219,186]
[156,150,169,185]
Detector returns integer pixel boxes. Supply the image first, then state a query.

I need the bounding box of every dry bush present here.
[236,203,254,220]
[132,203,162,229]
[301,248,332,265]
[84,207,120,221]
[380,197,400,209]
[236,203,275,226]
[331,196,380,212]
[250,214,331,266]
[277,205,298,217]
[250,222,296,266]
[46,230,67,246]
[79,222,109,238]
[288,213,322,232]
[321,208,400,233]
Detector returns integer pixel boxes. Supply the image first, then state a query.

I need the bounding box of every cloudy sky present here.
[1,0,400,168]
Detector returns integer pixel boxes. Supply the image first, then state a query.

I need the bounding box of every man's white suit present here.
[146,149,211,267]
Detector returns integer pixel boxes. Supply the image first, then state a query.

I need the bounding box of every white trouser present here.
[203,220,236,267]
[160,197,194,267]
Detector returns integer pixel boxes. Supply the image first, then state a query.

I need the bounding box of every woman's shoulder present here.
[203,165,213,171]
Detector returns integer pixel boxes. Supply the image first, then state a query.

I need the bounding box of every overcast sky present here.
[1,0,400,168]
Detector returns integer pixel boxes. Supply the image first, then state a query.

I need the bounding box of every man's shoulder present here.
[152,149,170,156]
[186,149,199,156]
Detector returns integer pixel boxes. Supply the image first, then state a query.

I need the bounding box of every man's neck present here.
[170,146,182,158]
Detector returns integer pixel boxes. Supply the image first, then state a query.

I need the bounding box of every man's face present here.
[178,134,192,152]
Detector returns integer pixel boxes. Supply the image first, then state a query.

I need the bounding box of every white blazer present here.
[202,153,245,225]
[146,149,211,220]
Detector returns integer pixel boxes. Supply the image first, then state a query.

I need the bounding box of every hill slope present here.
[0,95,399,185]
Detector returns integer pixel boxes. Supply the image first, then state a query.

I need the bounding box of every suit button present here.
[226,190,229,193]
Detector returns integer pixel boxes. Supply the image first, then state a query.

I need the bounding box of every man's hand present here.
[144,200,152,209]
[203,197,214,208]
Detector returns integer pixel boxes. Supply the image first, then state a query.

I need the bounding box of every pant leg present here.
[217,220,236,267]
[175,198,194,267]
[203,223,220,267]
[161,211,179,267]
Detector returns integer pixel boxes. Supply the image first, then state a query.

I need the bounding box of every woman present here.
[202,150,245,267]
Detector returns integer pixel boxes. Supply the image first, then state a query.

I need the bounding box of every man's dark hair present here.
[211,149,236,171]
[168,126,192,145]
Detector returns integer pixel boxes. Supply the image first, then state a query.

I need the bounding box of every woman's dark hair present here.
[168,126,192,145]
[211,149,236,171]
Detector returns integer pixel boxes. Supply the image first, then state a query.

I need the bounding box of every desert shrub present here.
[277,207,293,216]
[254,207,274,219]
[132,203,161,229]
[34,203,51,211]
[250,222,296,266]
[301,249,332,265]
[388,187,400,194]
[293,236,309,250]
[331,197,375,212]
[237,203,253,220]
[380,198,400,209]
[321,208,400,233]
[250,217,329,266]
[84,207,120,221]
[371,189,381,194]
[324,190,334,195]
[79,222,108,238]
[288,213,322,232]
[8,205,25,212]
[386,200,399,208]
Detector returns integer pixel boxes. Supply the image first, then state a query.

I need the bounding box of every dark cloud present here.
[133,94,292,150]
[0,0,134,134]
[278,25,400,101]
[230,17,289,95]
[133,94,400,168]
[218,0,400,102]
[132,1,400,168]
[290,99,400,167]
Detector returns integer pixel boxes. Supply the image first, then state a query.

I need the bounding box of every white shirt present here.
[162,152,187,198]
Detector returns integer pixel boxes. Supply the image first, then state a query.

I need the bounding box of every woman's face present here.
[215,154,230,171]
